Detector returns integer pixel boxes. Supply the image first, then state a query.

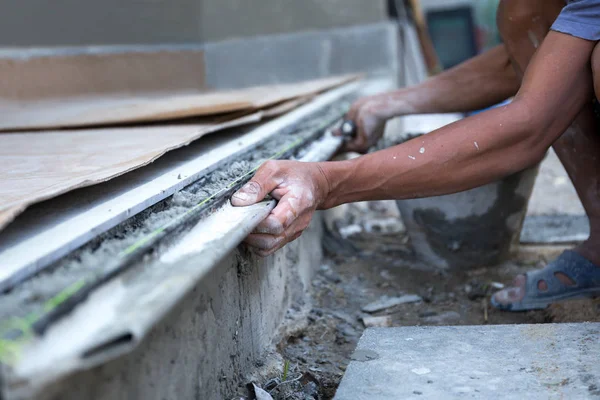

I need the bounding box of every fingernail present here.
[242,182,260,194]
[232,182,258,205]
[232,191,250,202]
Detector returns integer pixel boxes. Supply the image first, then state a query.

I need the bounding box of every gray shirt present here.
[552,0,600,41]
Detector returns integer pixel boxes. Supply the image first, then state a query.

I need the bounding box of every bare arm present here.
[324,32,595,205]
[342,44,520,152]
[232,31,595,256]
[372,44,520,118]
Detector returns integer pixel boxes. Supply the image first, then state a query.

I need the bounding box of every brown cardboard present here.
[0,75,357,131]
[0,113,263,232]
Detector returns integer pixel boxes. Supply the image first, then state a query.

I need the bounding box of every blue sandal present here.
[491,250,600,311]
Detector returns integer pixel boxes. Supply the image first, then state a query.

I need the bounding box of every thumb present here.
[231,162,279,206]
[231,181,266,206]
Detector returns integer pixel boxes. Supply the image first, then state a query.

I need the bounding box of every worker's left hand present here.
[334,94,390,153]
[231,160,330,256]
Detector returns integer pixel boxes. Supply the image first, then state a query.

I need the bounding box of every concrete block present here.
[17,217,323,400]
[201,0,388,42]
[336,323,600,399]
[204,22,398,89]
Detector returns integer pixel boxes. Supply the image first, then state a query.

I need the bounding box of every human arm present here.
[233,31,596,255]
[342,44,520,152]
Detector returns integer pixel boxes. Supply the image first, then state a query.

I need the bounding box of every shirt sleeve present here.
[551,0,600,41]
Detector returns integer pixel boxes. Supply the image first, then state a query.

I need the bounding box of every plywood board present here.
[0,75,357,131]
[0,112,262,232]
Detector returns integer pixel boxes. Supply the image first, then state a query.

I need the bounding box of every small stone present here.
[411,367,431,375]
[339,224,362,238]
[491,282,505,290]
[418,310,437,318]
[303,381,319,397]
[413,391,423,395]
[363,217,405,234]
[422,311,461,324]
[322,269,342,283]
[362,295,423,313]
[251,383,274,400]
[380,270,393,280]
[362,315,392,328]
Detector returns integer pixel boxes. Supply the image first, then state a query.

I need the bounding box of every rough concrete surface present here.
[529,149,585,216]
[335,323,600,399]
[0,0,386,46]
[31,217,322,400]
[521,215,590,244]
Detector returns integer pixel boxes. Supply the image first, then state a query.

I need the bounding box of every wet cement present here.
[0,99,352,324]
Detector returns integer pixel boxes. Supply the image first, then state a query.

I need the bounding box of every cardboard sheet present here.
[0,74,359,232]
[0,113,262,232]
[0,75,356,131]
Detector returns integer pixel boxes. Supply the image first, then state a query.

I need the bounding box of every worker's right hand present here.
[334,94,391,153]
[231,159,330,257]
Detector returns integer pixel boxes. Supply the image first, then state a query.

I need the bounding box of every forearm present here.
[321,102,539,206]
[321,31,595,207]
[378,45,519,118]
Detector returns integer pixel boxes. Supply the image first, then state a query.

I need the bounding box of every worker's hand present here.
[231,160,330,256]
[335,94,391,153]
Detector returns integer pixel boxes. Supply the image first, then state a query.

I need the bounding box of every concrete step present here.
[335,323,600,399]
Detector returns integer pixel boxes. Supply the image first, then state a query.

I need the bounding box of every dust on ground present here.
[251,224,599,400]
[243,147,599,400]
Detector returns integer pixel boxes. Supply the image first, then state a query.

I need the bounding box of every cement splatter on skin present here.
[474,141,480,150]
[408,155,416,160]
[419,147,425,154]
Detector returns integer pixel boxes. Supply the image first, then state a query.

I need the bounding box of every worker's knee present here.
[497,0,554,42]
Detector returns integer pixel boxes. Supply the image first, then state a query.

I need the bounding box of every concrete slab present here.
[336,323,600,400]
[521,215,590,244]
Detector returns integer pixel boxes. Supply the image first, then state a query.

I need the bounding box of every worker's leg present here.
[492,0,600,310]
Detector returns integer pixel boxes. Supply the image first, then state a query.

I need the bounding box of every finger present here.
[231,161,279,206]
[252,194,298,233]
[244,233,284,251]
[340,126,368,153]
[333,98,367,139]
[253,214,285,235]
[254,230,303,257]
[345,97,367,121]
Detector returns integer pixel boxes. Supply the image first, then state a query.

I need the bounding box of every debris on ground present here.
[244,213,599,399]
[361,294,422,313]
[361,315,392,328]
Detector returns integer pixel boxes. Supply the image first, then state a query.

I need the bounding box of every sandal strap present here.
[525,250,600,298]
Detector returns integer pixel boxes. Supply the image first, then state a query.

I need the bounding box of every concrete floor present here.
[335,323,600,399]
[529,149,585,216]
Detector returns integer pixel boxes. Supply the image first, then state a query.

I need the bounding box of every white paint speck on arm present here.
[419,147,425,154]
[474,141,480,150]
[408,155,416,160]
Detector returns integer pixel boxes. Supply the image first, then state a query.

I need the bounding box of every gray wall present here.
[0,0,387,46]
